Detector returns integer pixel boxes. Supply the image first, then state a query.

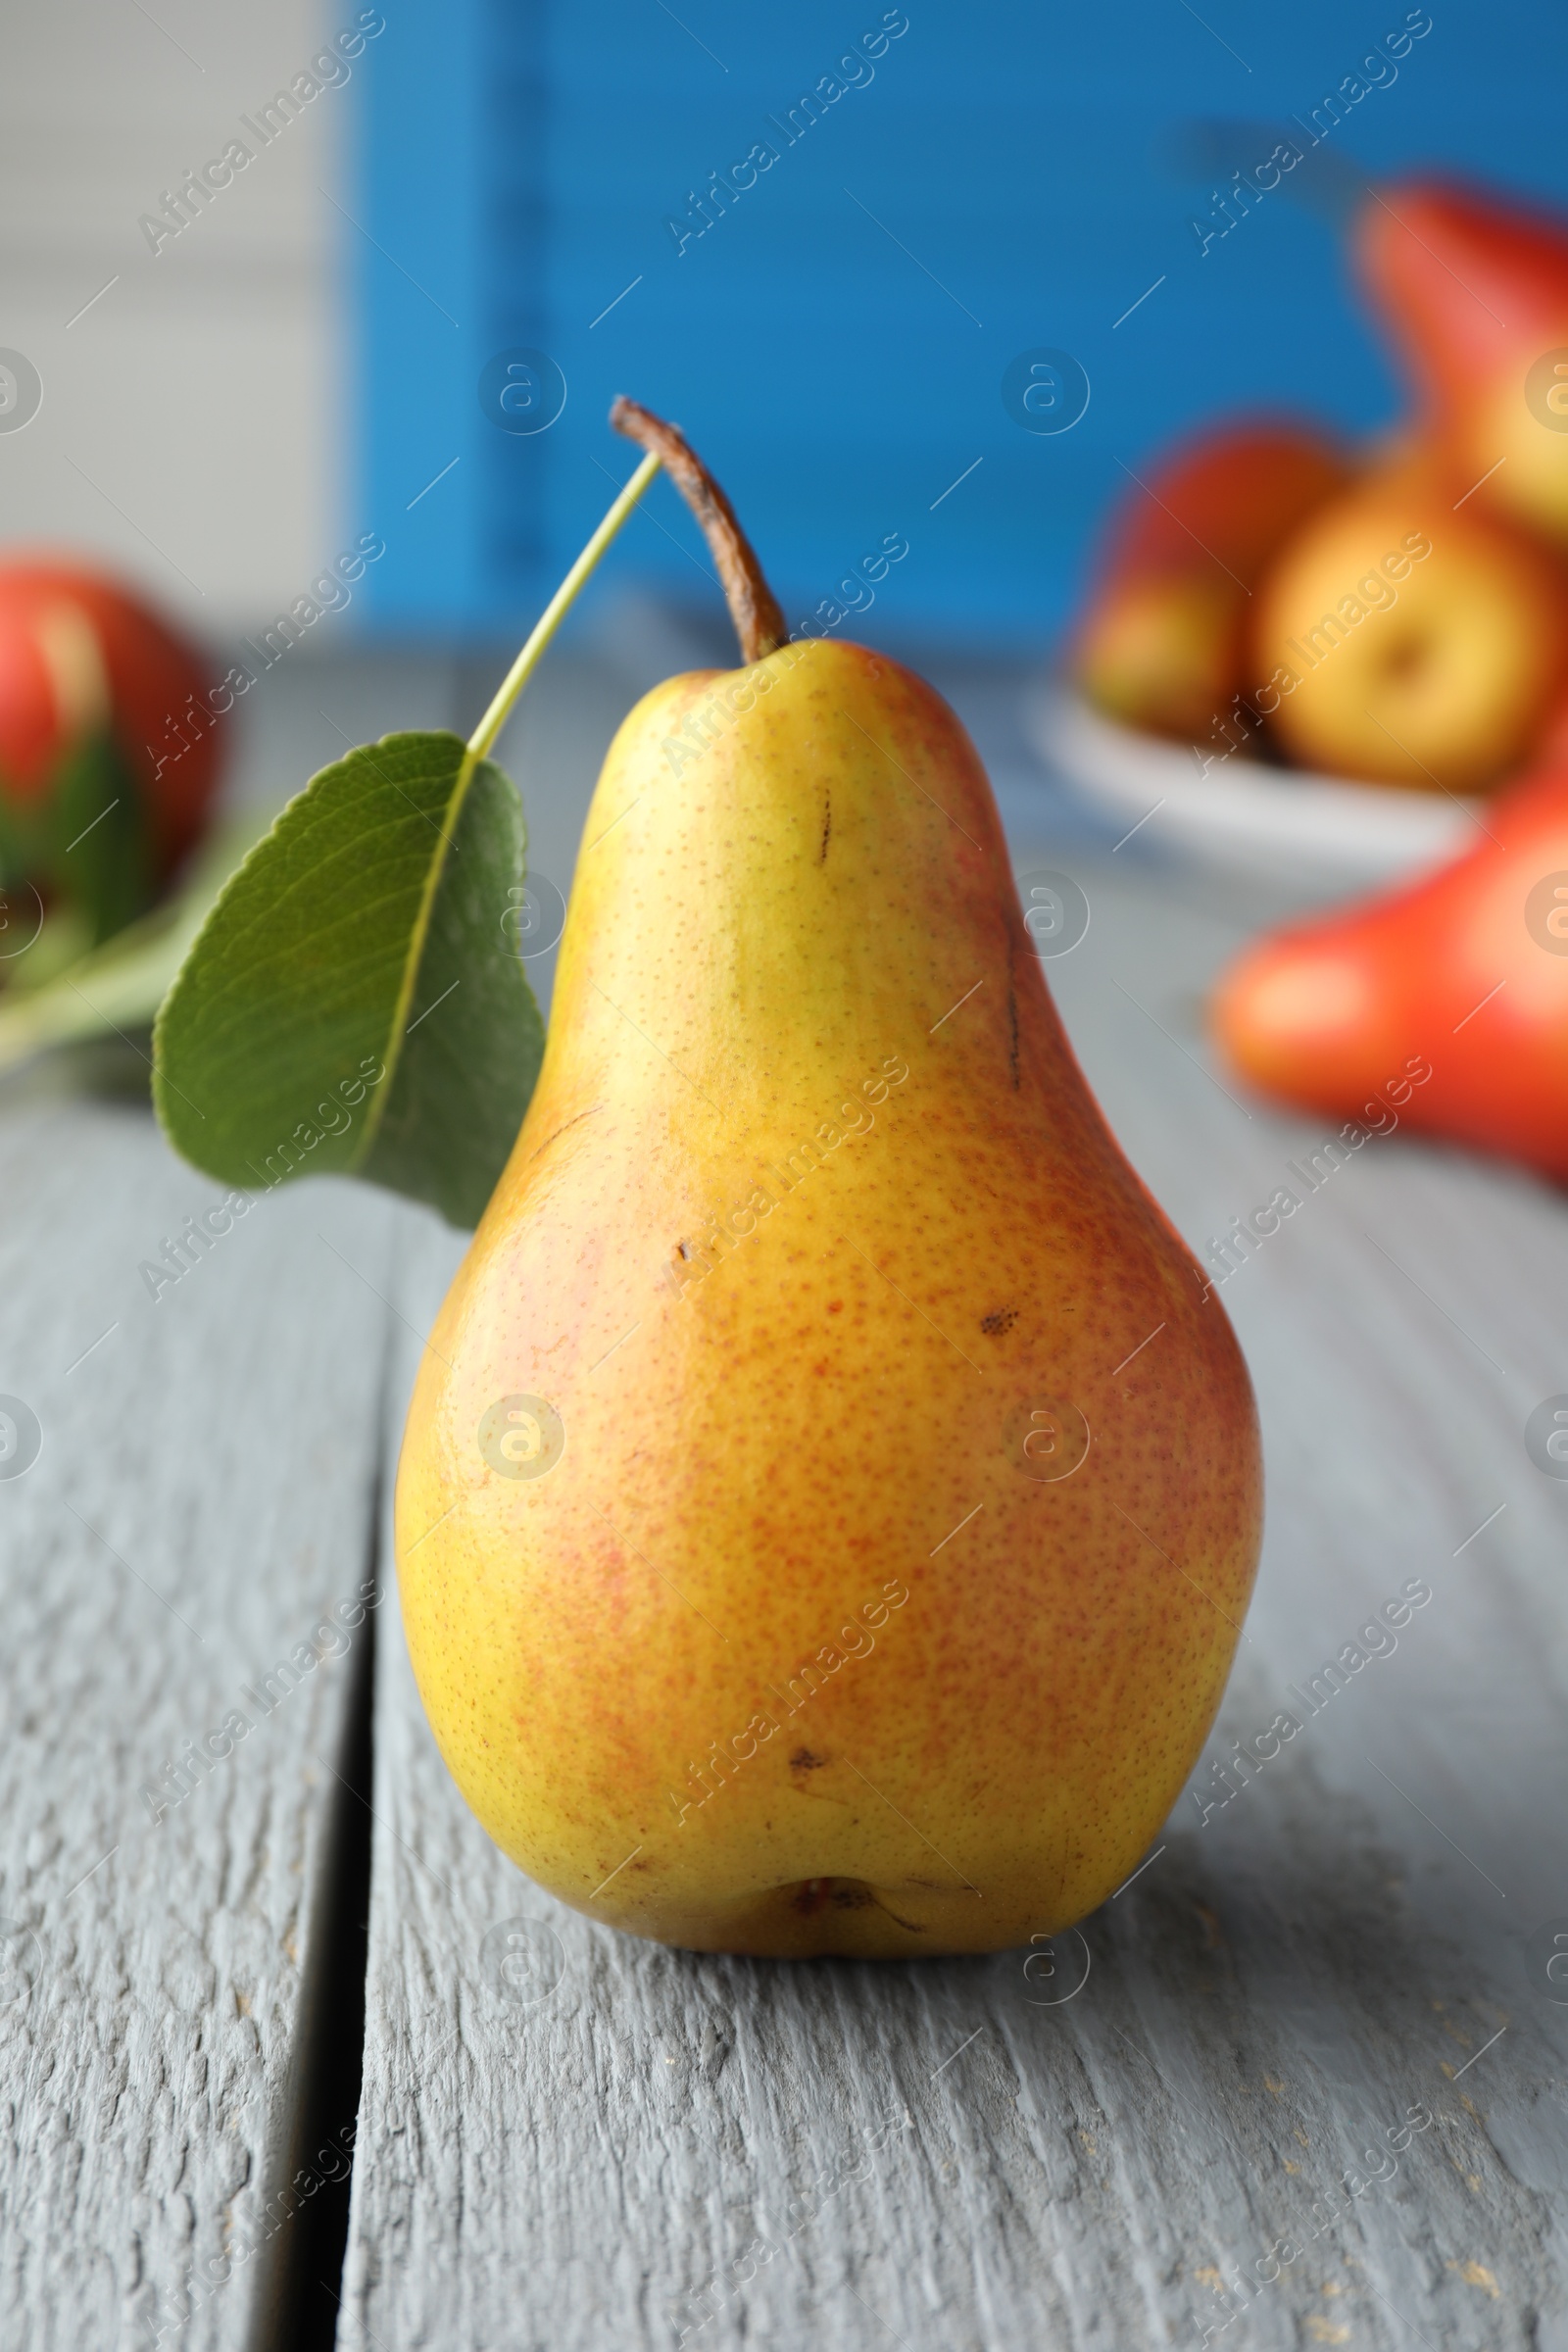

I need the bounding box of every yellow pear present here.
[1250,465,1568,793]
[395,402,1262,1958]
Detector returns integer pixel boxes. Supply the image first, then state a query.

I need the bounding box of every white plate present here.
[1025,682,1480,886]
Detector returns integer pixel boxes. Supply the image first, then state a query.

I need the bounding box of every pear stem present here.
[611,397,787,662]
[466,450,663,760]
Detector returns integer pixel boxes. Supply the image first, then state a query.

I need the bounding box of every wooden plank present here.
[0,1090,394,2350]
[340,843,1568,2351]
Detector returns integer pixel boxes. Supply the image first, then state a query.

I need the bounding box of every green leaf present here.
[152,730,545,1230]
[0,774,52,890]
[50,734,155,945]
[0,815,267,1080]
[0,733,155,949]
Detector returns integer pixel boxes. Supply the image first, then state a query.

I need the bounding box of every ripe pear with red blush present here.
[1354,176,1568,547]
[395,403,1264,1959]
[1072,420,1349,741]
[1211,760,1568,1181]
[0,559,223,878]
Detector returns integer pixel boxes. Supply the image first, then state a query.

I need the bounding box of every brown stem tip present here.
[611,397,787,664]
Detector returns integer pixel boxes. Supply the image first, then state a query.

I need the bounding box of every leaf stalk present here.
[466,449,663,760]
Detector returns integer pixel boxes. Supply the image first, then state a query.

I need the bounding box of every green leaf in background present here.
[0,733,155,949]
[50,734,154,945]
[0,813,270,1079]
[152,730,545,1230]
[0,775,52,896]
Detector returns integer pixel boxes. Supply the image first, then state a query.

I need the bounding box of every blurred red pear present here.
[1072,421,1350,741]
[1210,762,1568,1181]
[1354,177,1568,545]
[0,559,223,875]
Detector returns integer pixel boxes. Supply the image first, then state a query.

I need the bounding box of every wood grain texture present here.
[0,1092,393,2350]
[340,848,1568,2351]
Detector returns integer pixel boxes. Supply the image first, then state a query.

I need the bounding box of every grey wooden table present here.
[3,646,1566,2351]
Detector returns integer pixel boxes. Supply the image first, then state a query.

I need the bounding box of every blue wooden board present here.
[351,1,1568,645]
